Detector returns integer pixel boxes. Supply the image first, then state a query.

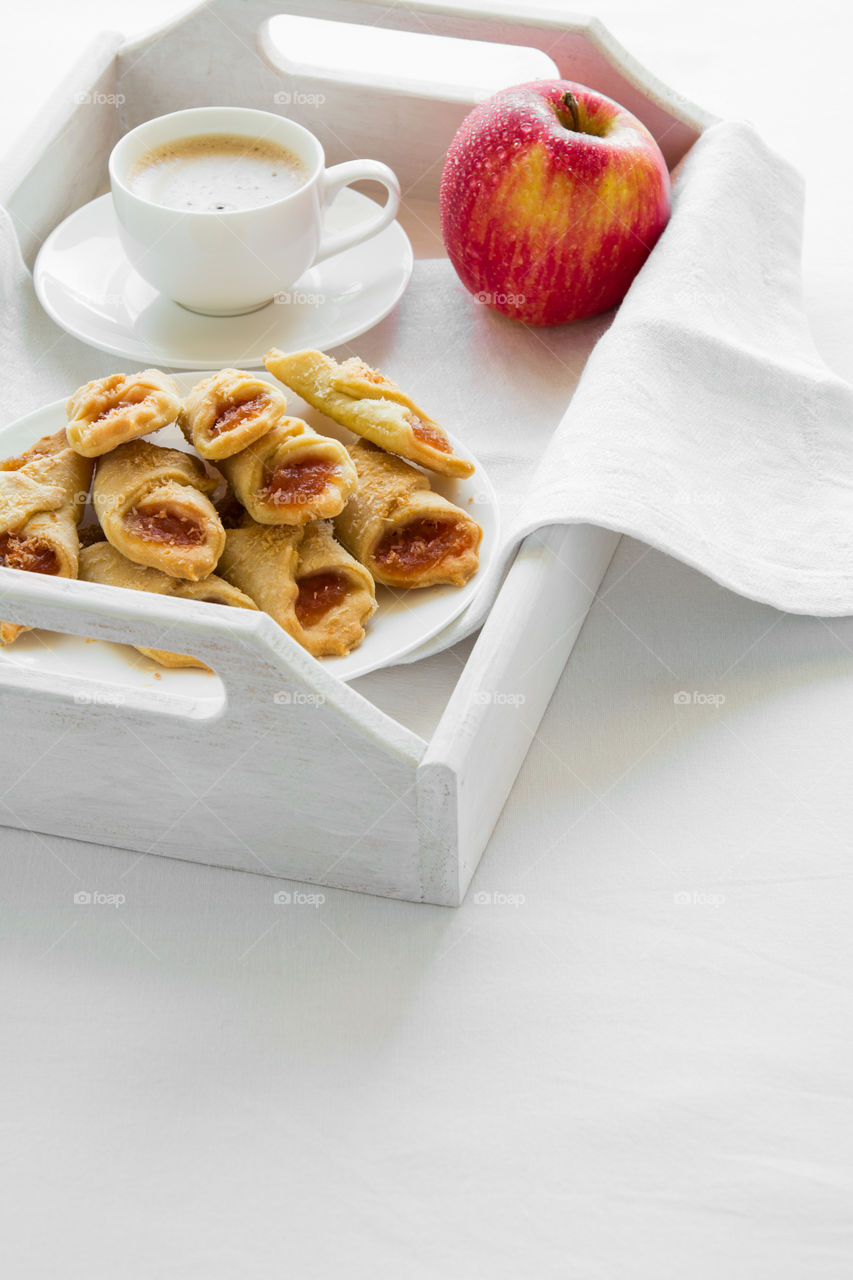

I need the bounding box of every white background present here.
[2,2,853,1277]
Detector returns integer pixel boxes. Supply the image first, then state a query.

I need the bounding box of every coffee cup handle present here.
[313,161,401,265]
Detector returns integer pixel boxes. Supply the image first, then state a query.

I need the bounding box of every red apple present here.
[439,79,671,326]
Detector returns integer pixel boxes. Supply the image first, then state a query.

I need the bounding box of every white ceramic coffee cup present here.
[109,106,401,316]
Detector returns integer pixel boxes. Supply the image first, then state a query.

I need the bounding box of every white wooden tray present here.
[0,0,708,904]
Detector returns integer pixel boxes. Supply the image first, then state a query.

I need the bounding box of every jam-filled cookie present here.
[178,369,289,460]
[217,418,356,526]
[93,439,225,581]
[66,370,181,458]
[0,428,94,644]
[264,347,474,479]
[217,515,375,658]
[334,441,481,589]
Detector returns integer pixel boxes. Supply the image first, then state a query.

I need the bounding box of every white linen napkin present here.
[1,118,850,670]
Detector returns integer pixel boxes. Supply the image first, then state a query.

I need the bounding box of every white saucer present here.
[0,372,497,685]
[33,191,414,369]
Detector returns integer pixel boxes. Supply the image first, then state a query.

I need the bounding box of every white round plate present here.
[0,373,497,689]
[33,191,414,369]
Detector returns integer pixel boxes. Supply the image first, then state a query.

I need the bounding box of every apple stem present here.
[561,90,581,132]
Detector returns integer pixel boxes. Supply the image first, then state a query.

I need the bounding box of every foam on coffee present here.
[128,133,309,212]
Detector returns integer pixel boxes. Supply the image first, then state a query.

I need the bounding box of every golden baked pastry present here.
[293,520,375,656]
[93,440,225,581]
[66,369,181,458]
[264,347,475,479]
[217,418,357,526]
[178,369,289,460]
[217,516,375,658]
[216,519,301,644]
[0,429,94,644]
[334,440,481,588]
[0,433,66,535]
[78,541,258,668]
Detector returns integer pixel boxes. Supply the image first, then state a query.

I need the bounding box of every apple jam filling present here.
[295,571,349,628]
[264,456,338,507]
[126,504,205,547]
[0,531,59,575]
[1,440,53,471]
[405,412,451,454]
[374,518,474,575]
[93,392,149,423]
[211,394,268,436]
[94,398,134,422]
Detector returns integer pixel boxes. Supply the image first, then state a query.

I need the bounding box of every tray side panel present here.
[419,523,620,903]
[0,574,426,900]
[0,685,421,898]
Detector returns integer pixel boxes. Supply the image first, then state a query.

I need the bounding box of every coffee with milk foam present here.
[128,133,309,212]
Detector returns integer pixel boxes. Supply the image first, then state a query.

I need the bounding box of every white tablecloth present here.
[2,2,852,1277]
